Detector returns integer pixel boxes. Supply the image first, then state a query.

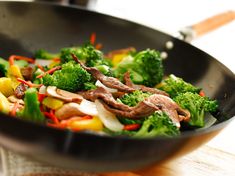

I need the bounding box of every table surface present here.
[1,0,235,175]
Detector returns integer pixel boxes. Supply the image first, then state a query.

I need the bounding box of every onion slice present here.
[95,100,124,132]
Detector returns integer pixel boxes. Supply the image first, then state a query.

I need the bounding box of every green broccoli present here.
[60,44,113,76]
[118,90,152,107]
[34,49,60,60]
[43,61,91,92]
[20,88,45,124]
[104,112,179,138]
[114,49,163,87]
[174,92,218,127]
[158,74,201,98]
[0,57,28,76]
[134,112,180,138]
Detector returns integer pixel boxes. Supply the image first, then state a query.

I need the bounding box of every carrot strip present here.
[36,64,45,71]
[52,58,61,62]
[9,55,15,65]
[90,32,96,45]
[9,101,20,116]
[43,110,59,124]
[9,55,35,64]
[95,43,103,50]
[16,78,42,88]
[36,66,62,78]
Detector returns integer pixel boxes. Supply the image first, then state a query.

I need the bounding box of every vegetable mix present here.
[0,36,218,138]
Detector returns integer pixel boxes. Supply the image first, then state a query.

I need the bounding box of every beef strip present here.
[100,94,190,127]
[79,87,132,111]
[72,54,135,93]
[101,100,159,119]
[14,83,29,99]
[20,66,34,81]
[123,72,169,96]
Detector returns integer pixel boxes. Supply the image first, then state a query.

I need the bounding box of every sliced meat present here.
[20,66,34,81]
[72,54,135,93]
[79,87,132,111]
[100,94,190,127]
[101,100,159,119]
[14,83,29,99]
[123,72,169,96]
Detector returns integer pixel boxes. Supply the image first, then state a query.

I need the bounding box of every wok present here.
[0,1,234,172]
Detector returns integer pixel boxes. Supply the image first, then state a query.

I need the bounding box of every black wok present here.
[0,1,234,172]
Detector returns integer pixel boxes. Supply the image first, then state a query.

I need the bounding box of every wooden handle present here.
[192,11,235,37]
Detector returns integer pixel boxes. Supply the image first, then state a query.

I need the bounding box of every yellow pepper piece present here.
[112,54,128,67]
[0,92,10,114]
[0,77,14,97]
[68,116,103,131]
[42,97,64,110]
[7,65,24,89]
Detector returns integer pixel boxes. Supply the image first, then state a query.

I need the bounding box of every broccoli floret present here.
[158,74,201,98]
[119,90,152,107]
[114,49,163,87]
[60,44,113,76]
[43,61,91,92]
[20,88,45,124]
[174,92,218,127]
[34,49,60,60]
[134,112,180,138]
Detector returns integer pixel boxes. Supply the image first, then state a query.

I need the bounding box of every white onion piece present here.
[34,59,52,66]
[95,100,124,132]
[95,80,118,93]
[79,99,98,116]
[39,85,47,94]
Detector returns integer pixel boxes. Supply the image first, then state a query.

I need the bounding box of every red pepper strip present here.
[43,110,59,124]
[9,55,35,65]
[90,32,96,45]
[38,93,46,102]
[95,43,103,50]
[36,64,45,71]
[9,101,20,116]
[199,90,206,97]
[36,66,62,79]
[124,124,141,131]
[16,78,42,88]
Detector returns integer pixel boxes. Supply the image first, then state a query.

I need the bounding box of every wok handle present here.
[179,11,235,42]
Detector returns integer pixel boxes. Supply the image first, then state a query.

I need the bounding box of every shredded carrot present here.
[9,101,20,116]
[95,43,103,50]
[9,55,35,65]
[36,66,62,78]
[36,64,45,71]
[16,78,42,88]
[52,58,61,62]
[43,110,59,124]
[90,32,96,45]
[9,55,15,65]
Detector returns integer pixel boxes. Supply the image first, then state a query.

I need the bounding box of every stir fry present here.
[0,37,218,138]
